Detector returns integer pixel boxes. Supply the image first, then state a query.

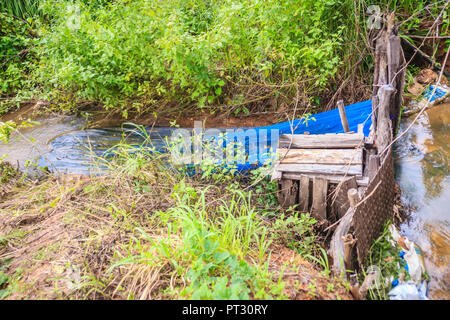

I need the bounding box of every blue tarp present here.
[183,99,373,172]
[258,99,372,136]
[38,100,373,174]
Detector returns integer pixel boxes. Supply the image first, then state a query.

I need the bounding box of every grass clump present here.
[360,220,406,300]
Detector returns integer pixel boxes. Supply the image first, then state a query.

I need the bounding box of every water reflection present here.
[394,103,450,299]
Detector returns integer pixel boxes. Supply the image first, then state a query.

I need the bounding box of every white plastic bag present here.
[388,282,420,300]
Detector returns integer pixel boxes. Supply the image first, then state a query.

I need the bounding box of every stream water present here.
[0,103,449,299]
[394,103,450,299]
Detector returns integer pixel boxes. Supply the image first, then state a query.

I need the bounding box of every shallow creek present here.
[1,104,449,299]
[394,103,450,299]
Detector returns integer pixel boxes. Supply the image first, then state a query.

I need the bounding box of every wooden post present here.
[329,188,360,276]
[349,274,361,300]
[348,188,359,209]
[359,272,377,300]
[357,123,364,135]
[367,154,380,181]
[337,100,350,133]
[311,177,328,220]
[371,13,405,137]
[329,207,354,276]
[375,84,395,155]
[343,234,357,272]
[298,176,310,212]
[277,179,298,208]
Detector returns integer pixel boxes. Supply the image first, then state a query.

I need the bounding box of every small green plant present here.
[306,247,331,277]
[307,280,317,297]
[0,119,38,144]
[271,211,318,257]
[0,271,11,299]
[362,220,404,300]
[301,113,317,127]
[0,11,38,98]
[326,283,334,292]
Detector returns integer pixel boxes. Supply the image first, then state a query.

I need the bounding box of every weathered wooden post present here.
[371,13,406,137]
[376,84,395,157]
[337,100,350,133]
[367,154,380,181]
[329,187,360,276]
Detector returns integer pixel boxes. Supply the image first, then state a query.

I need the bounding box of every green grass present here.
[0,0,40,18]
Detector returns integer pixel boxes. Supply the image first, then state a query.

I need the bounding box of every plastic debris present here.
[424,85,449,103]
[388,281,420,300]
[387,225,428,300]
[404,84,450,116]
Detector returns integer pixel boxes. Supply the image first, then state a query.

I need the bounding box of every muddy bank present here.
[0,162,352,300]
[2,100,286,129]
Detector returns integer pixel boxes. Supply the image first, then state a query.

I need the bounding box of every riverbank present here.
[1,84,449,301]
[0,145,353,300]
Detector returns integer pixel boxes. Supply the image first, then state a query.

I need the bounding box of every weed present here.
[361,220,404,300]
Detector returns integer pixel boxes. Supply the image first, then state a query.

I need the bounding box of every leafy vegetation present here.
[0,0,448,117]
[361,221,405,300]
[33,0,348,115]
[0,12,38,103]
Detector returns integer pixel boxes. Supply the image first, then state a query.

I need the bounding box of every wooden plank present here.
[334,176,358,219]
[348,188,359,209]
[276,163,362,176]
[337,100,350,133]
[271,169,282,181]
[375,85,394,154]
[282,173,369,187]
[278,133,364,149]
[277,148,362,165]
[329,207,354,275]
[298,176,310,212]
[367,154,380,181]
[277,179,298,208]
[311,177,328,220]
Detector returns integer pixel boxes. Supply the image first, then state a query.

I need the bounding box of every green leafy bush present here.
[36,0,349,114]
[0,12,37,98]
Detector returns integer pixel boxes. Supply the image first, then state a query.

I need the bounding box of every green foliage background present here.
[0,0,448,116]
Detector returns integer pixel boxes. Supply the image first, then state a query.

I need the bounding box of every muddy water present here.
[394,103,450,300]
[0,118,177,175]
[0,115,86,173]
[1,103,450,299]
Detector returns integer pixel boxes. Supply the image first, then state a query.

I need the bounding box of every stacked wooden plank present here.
[272,132,366,183]
[272,132,367,221]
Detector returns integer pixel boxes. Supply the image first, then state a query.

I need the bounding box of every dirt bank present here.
[0,163,352,300]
